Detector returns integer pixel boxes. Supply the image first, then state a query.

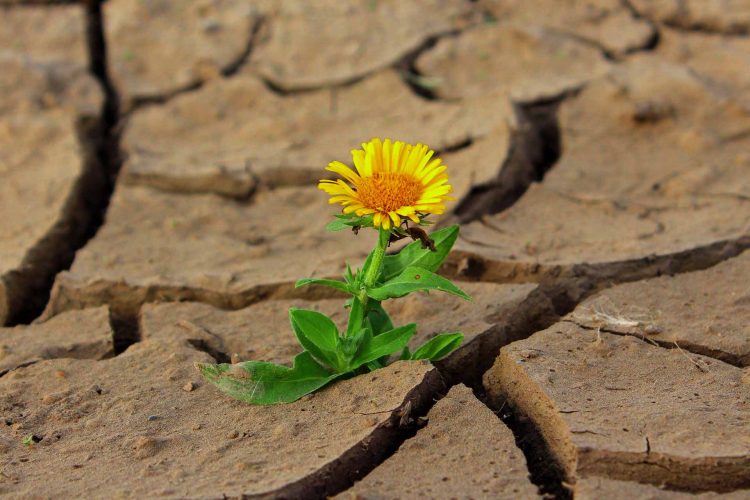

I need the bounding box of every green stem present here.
[364,227,390,288]
[357,227,390,308]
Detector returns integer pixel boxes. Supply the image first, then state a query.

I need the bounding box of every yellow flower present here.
[319,138,453,230]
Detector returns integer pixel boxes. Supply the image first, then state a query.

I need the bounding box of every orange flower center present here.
[356,172,423,212]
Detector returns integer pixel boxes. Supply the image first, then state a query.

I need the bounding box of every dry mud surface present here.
[1,0,750,498]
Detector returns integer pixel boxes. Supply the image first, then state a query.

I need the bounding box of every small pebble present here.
[54,370,66,379]
[182,382,194,392]
[231,353,241,364]
[226,430,239,439]
[644,324,662,335]
[147,415,159,422]
[192,423,202,431]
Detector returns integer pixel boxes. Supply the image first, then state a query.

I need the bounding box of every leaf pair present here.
[294,225,462,298]
[199,309,418,404]
[289,306,416,373]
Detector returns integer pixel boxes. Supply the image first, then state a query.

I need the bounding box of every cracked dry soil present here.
[1,0,749,498]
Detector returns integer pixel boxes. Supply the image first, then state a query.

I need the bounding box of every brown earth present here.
[630,0,750,34]
[569,250,750,367]
[0,45,104,325]
[121,70,514,198]
[246,0,477,91]
[484,250,750,492]
[2,0,750,498]
[0,307,112,376]
[481,0,657,56]
[575,477,750,499]
[0,337,442,498]
[451,53,750,285]
[336,384,540,499]
[103,0,259,107]
[42,184,374,322]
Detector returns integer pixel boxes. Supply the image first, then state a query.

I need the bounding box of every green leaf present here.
[411,333,464,361]
[365,301,394,336]
[198,351,340,405]
[295,278,351,294]
[326,214,375,231]
[326,218,353,231]
[352,323,417,367]
[366,266,471,301]
[344,263,354,285]
[289,308,342,370]
[358,247,377,286]
[381,225,458,282]
[399,346,412,360]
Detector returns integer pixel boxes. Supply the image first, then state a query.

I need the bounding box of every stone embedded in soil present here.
[336,384,539,499]
[0,307,112,376]
[103,0,258,105]
[569,250,750,367]
[246,0,475,91]
[0,52,103,325]
[630,0,750,34]
[575,477,750,500]
[484,322,750,491]
[121,69,514,198]
[139,281,541,379]
[453,56,750,282]
[0,3,87,67]
[0,338,441,498]
[483,0,656,57]
[415,22,609,102]
[42,183,375,320]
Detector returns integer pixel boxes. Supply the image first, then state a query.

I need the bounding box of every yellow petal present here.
[327,161,360,184]
[389,212,401,226]
[420,164,447,184]
[351,149,369,177]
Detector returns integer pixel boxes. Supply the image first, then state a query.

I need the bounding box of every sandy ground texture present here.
[1,0,750,498]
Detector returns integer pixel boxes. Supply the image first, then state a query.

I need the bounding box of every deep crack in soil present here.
[453,97,564,223]
[2,0,122,326]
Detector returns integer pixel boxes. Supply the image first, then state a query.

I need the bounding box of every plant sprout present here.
[199,138,469,404]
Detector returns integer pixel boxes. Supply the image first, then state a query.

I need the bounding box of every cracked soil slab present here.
[569,250,750,367]
[454,56,750,283]
[122,70,514,198]
[0,3,87,67]
[484,322,750,491]
[246,0,476,91]
[103,0,258,105]
[630,0,750,34]
[656,28,750,107]
[336,384,540,499]
[0,307,112,376]
[415,22,608,102]
[140,281,543,383]
[576,477,750,499]
[43,184,377,321]
[0,52,103,325]
[0,338,442,498]
[482,0,656,57]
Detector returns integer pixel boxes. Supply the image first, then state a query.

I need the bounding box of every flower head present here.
[319,138,453,230]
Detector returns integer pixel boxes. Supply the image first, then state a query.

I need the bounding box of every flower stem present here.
[364,227,390,288]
